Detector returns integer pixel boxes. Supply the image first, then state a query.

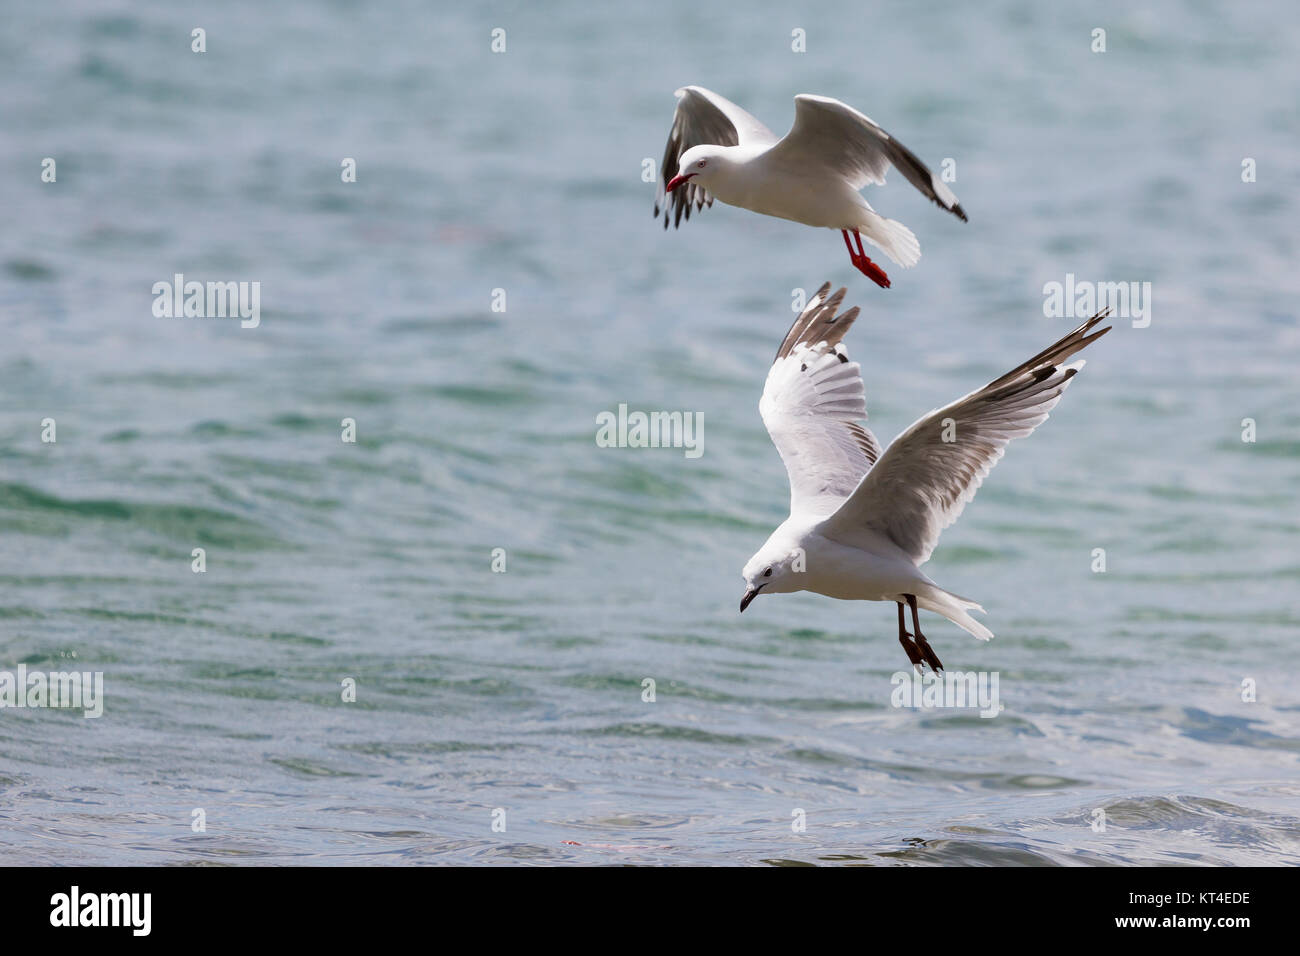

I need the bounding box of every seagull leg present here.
[906,595,944,673]
[897,601,925,672]
[849,230,891,289]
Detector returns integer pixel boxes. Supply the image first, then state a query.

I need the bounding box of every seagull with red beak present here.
[656,86,967,288]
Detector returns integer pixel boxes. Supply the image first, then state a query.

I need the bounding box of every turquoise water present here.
[1,0,1298,864]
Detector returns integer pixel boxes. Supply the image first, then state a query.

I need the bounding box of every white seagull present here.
[739,284,1110,671]
[655,86,967,289]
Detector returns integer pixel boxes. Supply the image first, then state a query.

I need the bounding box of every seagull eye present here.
[697,160,706,168]
[763,567,772,577]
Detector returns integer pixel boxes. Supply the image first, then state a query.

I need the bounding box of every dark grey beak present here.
[739,586,762,612]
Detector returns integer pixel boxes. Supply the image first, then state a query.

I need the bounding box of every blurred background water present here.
[0,0,1298,865]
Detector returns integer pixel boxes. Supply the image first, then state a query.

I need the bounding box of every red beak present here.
[664,172,695,193]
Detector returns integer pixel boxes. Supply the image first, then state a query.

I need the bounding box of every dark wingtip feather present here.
[981,307,1114,395]
[1078,325,1112,349]
[772,283,864,363]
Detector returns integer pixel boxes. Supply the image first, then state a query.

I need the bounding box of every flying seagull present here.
[739,284,1110,671]
[655,86,967,288]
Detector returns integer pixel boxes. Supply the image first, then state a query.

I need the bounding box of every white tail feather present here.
[918,587,993,641]
[860,215,921,268]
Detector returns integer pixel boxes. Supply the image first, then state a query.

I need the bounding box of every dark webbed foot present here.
[905,595,944,673]
[914,632,944,673]
[896,602,926,670]
[899,632,925,669]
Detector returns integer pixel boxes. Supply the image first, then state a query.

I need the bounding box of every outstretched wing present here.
[654,86,776,229]
[820,311,1112,564]
[760,283,883,518]
[766,94,967,221]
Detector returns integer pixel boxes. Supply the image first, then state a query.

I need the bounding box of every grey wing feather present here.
[770,95,968,222]
[820,311,1113,563]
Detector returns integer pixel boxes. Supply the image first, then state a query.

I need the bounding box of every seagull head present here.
[665,146,724,193]
[739,542,803,612]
